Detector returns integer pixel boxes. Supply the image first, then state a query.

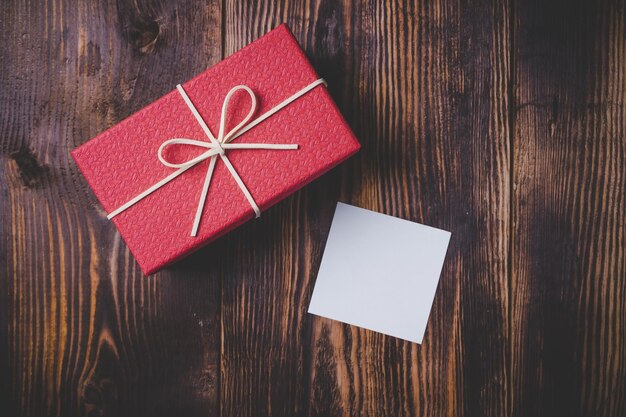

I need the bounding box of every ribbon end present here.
[190,221,200,237]
[190,219,200,237]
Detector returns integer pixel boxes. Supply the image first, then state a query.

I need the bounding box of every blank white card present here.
[308,202,451,344]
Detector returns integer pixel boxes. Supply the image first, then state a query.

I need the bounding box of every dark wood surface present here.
[1,0,624,416]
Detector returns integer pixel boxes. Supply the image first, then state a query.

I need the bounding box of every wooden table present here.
[1,0,624,416]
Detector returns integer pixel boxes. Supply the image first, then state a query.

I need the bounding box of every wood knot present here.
[126,17,160,54]
[10,147,47,188]
[81,379,118,417]
[313,0,346,97]
[315,1,343,57]
[79,41,102,76]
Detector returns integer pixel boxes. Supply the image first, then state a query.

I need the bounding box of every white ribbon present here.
[107,78,327,236]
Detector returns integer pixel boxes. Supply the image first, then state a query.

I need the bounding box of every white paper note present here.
[308,202,451,344]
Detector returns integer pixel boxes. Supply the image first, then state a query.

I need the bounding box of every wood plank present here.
[221,1,511,416]
[0,0,222,415]
[511,0,626,415]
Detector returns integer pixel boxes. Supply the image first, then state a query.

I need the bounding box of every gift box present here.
[71,24,360,275]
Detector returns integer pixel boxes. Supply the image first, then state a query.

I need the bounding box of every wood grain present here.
[221,0,511,416]
[511,0,626,416]
[1,0,625,416]
[0,0,223,416]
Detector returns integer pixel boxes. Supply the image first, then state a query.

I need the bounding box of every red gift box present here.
[71,24,360,275]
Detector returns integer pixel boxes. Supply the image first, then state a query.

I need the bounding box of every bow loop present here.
[157,138,222,169]
[218,85,257,144]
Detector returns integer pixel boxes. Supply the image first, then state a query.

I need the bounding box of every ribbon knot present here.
[107,78,327,237]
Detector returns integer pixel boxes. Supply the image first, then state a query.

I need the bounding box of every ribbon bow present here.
[107,78,327,236]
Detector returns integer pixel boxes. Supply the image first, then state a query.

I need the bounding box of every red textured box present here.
[71,24,360,275]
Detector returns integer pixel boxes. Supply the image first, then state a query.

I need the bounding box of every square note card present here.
[308,202,451,344]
